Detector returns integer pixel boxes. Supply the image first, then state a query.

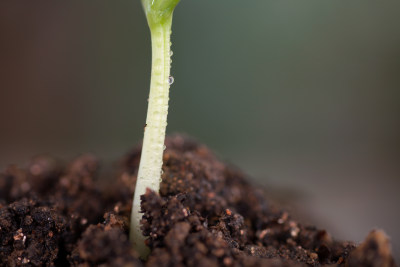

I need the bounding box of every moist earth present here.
[0,135,397,266]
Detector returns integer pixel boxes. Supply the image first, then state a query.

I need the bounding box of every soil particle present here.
[0,198,67,266]
[347,229,396,267]
[0,154,104,226]
[68,213,141,267]
[0,156,61,203]
[52,154,104,224]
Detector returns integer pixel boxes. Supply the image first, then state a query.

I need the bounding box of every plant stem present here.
[130,16,173,258]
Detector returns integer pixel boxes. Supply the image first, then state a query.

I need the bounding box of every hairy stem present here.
[130,16,173,258]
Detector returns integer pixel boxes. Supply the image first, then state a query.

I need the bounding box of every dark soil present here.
[0,135,397,266]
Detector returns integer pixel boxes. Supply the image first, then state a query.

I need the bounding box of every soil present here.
[0,135,397,266]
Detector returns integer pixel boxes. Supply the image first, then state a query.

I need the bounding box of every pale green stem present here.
[130,16,173,258]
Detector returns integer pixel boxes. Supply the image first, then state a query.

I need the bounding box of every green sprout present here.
[130,0,181,258]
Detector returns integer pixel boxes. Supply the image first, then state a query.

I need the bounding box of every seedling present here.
[130,0,181,258]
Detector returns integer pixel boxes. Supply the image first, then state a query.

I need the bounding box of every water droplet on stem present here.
[168,76,174,85]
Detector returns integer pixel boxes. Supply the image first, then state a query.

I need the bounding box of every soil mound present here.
[0,135,396,266]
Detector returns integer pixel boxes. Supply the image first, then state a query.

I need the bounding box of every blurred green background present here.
[1,1,399,260]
